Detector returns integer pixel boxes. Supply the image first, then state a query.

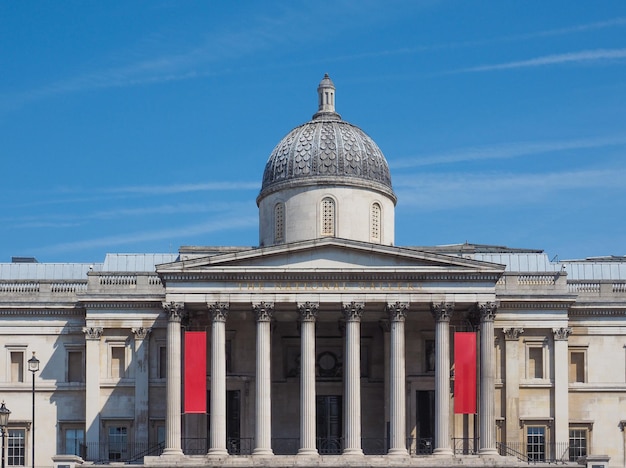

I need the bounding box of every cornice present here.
[499,301,572,310]
[0,308,84,317]
[569,308,626,317]
[81,301,163,310]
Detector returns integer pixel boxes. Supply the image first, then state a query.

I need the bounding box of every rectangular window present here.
[569,428,587,461]
[110,347,125,379]
[68,351,84,383]
[65,428,84,456]
[569,351,585,383]
[10,352,24,383]
[8,428,25,466]
[526,426,545,461]
[108,426,128,461]
[528,347,544,379]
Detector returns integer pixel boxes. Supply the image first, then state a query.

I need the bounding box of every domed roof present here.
[258,74,396,204]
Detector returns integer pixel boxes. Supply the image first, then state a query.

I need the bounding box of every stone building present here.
[0,75,625,468]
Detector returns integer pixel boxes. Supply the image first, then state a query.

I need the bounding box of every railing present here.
[497,442,574,464]
[453,437,479,455]
[408,437,434,455]
[80,441,164,463]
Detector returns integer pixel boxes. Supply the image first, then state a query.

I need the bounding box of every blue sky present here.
[1,1,625,263]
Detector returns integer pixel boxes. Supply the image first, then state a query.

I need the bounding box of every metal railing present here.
[497,442,574,464]
[453,437,479,455]
[80,441,164,463]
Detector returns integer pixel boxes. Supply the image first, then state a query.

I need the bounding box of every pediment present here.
[158,238,504,276]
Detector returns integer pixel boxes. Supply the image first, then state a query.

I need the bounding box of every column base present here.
[387,448,409,457]
[160,448,184,457]
[479,447,500,456]
[297,448,319,456]
[252,448,274,457]
[207,448,229,457]
[342,448,364,456]
[432,447,454,457]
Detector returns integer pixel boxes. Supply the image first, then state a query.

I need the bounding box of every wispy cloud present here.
[458,48,626,73]
[395,167,626,210]
[391,136,626,169]
[32,215,258,254]
[104,181,259,195]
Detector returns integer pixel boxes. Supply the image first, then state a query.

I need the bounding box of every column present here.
[342,302,364,456]
[208,302,229,457]
[298,302,319,456]
[162,302,185,457]
[387,302,409,456]
[83,326,103,461]
[503,328,523,446]
[132,327,151,452]
[253,302,274,456]
[430,302,454,456]
[379,319,391,451]
[478,302,498,456]
[553,327,572,452]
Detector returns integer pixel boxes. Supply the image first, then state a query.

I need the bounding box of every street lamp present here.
[28,353,39,468]
[0,402,11,468]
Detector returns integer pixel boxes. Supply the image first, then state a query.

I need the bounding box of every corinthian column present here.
[83,326,103,460]
[253,302,274,456]
[342,302,364,456]
[478,302,498,456]
[387,302,409,456]
[162,302,185,457]
[431,302,454,456]
[553,327,572,451]
[298,302,319,456]
[208,302,229,457]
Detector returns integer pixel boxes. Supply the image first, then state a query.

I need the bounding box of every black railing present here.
[496,442,573,464]
[453,437,479,455]
[80,441,164,463]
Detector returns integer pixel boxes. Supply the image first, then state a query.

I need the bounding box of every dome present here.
[257,74,396,205]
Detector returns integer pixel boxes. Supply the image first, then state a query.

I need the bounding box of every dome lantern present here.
[313,73,341,120]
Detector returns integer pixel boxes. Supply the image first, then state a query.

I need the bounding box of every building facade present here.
[0,76,625,468]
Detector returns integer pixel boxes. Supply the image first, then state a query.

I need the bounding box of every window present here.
[526,426,545,461]
[569,428,588,461]
[569,350,586,383]
[321,197,335,236]
[7,428,25,466]
[110,346,126,379]
[274,203,285,243]
[67,350,84,383]
[370,203,381,242]
[158,346,167,379]
[64,428,84,456]
[528,347,543,379]
[108,426,128,461]
[10,352,24,383]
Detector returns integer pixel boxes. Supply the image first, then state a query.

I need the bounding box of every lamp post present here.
[0,402,11,468]
[28,353,39,468]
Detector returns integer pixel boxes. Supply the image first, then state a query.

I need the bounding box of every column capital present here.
[386,302,409,322]
[552,327,573,341]
[297,302,319,322]
[503,327,524,340]
[253,302,274,322]
[132,327,152,340]
[83,326,103,340]
[163,302,185,322]
[430,302,454,322]
[208,302,229,322]
[342,301,364,322]
[478,302,498,322]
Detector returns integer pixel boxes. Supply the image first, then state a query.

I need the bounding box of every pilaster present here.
[503,328,524,446]
[83,326,103,461]
[553,327,572,448]
[132,327,151,451]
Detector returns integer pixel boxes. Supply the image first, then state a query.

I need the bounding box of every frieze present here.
[0,308,84,316]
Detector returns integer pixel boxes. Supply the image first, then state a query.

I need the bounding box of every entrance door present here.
[416,390,435,453]
[316,395,342,454]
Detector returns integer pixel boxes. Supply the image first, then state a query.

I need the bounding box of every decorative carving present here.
[342,301,364,322]
[553,327,573,340]
[478,302,498,322]
[82,326,103,340]
[208,303,229,323]
[163,302,185,322]
[503,327,524,340]
[386,302,409,322]
[253,302,274,322]
[297,302,319,322]
[132,327,151,340]
[430,302,454,322]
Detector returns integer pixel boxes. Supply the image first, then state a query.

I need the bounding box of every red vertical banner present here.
[184,331,207,413]
[454,332,477,414]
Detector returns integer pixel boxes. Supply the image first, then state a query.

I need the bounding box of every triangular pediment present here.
[158,238,504,276]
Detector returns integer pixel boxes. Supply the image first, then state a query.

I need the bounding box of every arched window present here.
[321,197,335,236]
[371,202,381,242]
[274,203,285,243]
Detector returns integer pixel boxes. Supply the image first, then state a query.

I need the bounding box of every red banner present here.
[454,332,477,414]
[184,331,207,413]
